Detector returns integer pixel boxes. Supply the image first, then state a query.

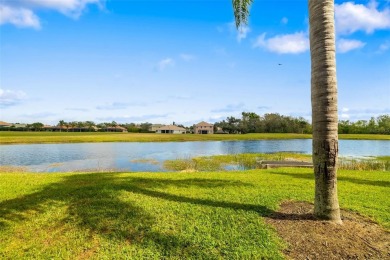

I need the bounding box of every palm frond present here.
[232,0,253,28]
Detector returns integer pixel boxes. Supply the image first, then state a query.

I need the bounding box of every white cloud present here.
[180,54,196,61]
[0,89,27,108]
[157,58,174,71]
[20,112,57,118]
[281,17,288,25]
[237,25,250,42]
[335,0,390,35]
[0,5,40,29]
[168,95,192,100]
[216,25,224,33]
[340,113,350,119]
[227,22,250,42]
[0,0,104,28]
[214,47,227,56]
[20,0,103,17]
[96,101,148,110]
[379,41,390,52]
[338,108,390,121]
[253,32,309,54]
[97,114,170,123]
[337,38,366,53]
[65,107,89,112]
[96,102,129,110]
[207,115,226,123]
[211,103,245,113]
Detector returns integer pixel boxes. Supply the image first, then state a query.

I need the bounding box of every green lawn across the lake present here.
[0,169,388,259]
[0,131,389,144]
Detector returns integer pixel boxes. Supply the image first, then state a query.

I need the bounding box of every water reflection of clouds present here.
[220,140,312,154]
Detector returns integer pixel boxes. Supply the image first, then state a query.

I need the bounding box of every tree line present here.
[2,114,389,134]
[214,112,312,134]
[56,121,155,133]
[214,112,390,135]
[339,115,390,134]
[1,121,160,133]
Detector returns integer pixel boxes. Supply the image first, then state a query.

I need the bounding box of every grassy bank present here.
[0,131,389,144]
[1,169,389,259]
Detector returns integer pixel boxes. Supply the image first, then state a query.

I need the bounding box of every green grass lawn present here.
[0,131,389,144]
[1,169,388,259]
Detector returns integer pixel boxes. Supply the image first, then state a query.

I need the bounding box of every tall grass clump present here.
[164,153,312,172]
[234,154,259,169]
[192,158,223,171]
[164,153,390,172]
[164,157,223,172]
[377,156,390,171]
[163,158,197,171]
[339,158,390,171]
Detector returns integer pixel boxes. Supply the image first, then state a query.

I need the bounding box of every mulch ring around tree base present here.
[265,201,390,260]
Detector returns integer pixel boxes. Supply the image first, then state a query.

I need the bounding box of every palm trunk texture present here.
[309,0,342,223]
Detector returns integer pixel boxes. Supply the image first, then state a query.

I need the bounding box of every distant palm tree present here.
[85,121,96,132]
[77,121,84,132]
[232,0,341,223]
[58,120,65,132]
[70,121,77,132]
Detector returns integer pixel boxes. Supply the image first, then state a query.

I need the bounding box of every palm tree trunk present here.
[309,0,341,223]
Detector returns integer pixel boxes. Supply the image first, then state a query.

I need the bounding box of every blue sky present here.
[0,0,389,126]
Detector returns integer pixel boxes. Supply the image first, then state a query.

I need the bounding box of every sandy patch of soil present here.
[266,201,390,259]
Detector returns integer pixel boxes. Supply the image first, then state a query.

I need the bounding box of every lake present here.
[1,140,389,172]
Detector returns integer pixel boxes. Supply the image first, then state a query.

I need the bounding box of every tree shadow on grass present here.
[0,173,268,257]
[118,177,271,215]
[123,177,255,189]
[266,169,390,188]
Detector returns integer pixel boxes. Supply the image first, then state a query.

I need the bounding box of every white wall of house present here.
[156,129,185,134]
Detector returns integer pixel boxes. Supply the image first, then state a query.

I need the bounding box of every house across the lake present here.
[0,121,28,130]
[156,125,186,134]
[194,121,214,134]
[150,124,165,132]
[0,121,12,128]
[104,126,128,132]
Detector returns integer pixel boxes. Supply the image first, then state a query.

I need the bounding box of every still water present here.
[1,140,389,172]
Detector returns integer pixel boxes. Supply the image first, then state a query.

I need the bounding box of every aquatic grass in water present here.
[339,158,390,171]
[233,153,311,169]
[164,158,197,171]
[376,156,390,171]
[164,153,390,172]
[164,153,312,172]
[130,158,160,165]
[192,158,222,171]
